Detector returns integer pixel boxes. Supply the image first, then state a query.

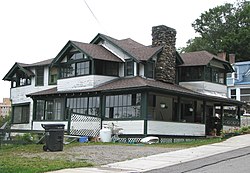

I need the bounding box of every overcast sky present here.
[0,0,236,101]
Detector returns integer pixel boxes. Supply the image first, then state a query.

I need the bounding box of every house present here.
[0,98,11,118]
[227,58,250,126]
[3,25,243,142]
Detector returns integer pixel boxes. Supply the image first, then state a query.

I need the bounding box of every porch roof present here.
[27,76,243,106]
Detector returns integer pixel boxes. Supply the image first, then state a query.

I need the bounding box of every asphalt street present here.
[146,146,250,173]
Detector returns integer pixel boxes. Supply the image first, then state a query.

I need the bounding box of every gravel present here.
[20,144,183,165]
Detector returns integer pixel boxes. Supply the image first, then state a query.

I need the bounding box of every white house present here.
[3,25,243,142]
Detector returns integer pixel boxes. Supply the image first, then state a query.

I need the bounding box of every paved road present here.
[146,146,250,173]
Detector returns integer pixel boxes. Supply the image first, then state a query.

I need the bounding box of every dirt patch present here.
[20,144,183,165]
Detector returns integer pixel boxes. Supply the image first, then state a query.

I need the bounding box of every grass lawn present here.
[0,137,224,173]
[0,144,92,173]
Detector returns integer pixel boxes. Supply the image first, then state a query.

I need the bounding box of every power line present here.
[83,0,107,34]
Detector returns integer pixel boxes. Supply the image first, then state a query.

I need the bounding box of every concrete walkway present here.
[49,134,250,173]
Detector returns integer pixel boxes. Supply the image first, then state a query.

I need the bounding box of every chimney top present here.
[217,52,226,61]
[229,54,235,64]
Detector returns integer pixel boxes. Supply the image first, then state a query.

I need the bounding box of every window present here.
[70,52,83,60]
[34,99,65,121]
[76,61,90,76]
[146,62,155,78]
[12,70,31,88]
[36,67,44,86]
[12,104,30,124]
[180,66,204,82]
[66,96,100,116]
[125,60,134,76]
[61,61,90,78]
[212,69,225,84]
[105,93,141,119]
[61,63,75,78]
[60,52,91,78]
[94,60,119,76]
[35,100,45,120]
[49,67,58,85]
[240,88,250,102]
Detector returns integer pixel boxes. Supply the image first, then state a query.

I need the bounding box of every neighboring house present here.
[0,98,11,118]
[3,25,243,142]
[227,58,250,116]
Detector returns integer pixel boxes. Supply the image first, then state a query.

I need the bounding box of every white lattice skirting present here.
[69,113,101,137]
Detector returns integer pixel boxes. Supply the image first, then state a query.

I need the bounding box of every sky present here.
[0,0,236,101]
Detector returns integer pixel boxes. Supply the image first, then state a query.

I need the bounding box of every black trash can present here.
[41,124,65,152]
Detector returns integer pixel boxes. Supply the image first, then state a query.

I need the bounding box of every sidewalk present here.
[49,134,250,173]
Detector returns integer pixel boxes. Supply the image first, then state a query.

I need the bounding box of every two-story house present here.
[3,25,243,142]
[227,57,250,116]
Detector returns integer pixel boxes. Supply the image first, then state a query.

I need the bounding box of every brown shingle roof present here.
[27,76,243,105]
[98,34,162,61]
[27,77,196,96]
[20,58,54,67]
[71,41,122,62]
[179,51,227,66]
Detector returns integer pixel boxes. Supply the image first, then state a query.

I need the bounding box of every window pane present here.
[118,95,123,106]
[104,94,141,119]
[110,96,114,107]
[45,101,53,120]
[13,107,22,123]
[76,61,90,76]
[231,89,236,95]
[36,100,45,120]
[13,105,29,124]
[106,96,110,107]
[147,62,154,78]
[36,67,44,86]
[126,61,134,76]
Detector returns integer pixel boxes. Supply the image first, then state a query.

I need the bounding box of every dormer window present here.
[60,52,90,78]
[12,70,31,88]
[70,52,84,60]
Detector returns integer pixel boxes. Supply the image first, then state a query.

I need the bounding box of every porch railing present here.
[223,116,240,126]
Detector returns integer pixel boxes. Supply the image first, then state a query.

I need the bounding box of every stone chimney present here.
[152,25,176,84]
[229,54,235,64]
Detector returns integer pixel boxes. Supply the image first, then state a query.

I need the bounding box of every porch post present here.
[177,96,181,121]
[237,105,241,127]
[203,100,207,135]
[219,104,224,135]
[100,95,105,129]
[141,92,148,136]
[193,101,197,122]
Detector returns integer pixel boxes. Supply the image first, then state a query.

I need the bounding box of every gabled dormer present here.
[91,33,163,79]
[51,40,122,78]
[51,40,123,91]
[178,51,233,84]
[3,58,55,89]
[3,63,34,88]
[178,51,234,97]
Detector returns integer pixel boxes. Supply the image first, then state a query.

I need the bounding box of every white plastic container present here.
[99,127,112,142]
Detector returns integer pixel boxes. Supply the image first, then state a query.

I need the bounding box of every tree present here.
[181,0,250,61]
